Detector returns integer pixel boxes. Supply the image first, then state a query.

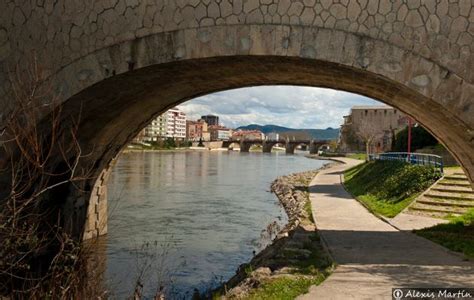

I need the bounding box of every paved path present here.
[389,212,448,231]
[297,158,474,300]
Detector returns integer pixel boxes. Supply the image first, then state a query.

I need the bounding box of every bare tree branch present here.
[0,55,99,298]
[355,118,383,160]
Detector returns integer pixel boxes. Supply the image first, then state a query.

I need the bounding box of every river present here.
[102,150,328,298]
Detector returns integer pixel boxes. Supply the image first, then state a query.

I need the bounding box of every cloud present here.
[178,86,380,129]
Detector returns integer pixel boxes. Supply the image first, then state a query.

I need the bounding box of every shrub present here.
[392,126,438,152]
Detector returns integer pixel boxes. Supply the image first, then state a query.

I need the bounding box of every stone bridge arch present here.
[285,141,310,154]
[228,142,241,151]
[309,141,331,154]
[240,140,264,152]
[0,1,473,238]
[262,140,279,153]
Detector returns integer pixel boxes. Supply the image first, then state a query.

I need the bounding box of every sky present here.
[178,86,380,129]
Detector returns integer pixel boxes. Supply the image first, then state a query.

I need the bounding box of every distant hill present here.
[235,124,339,140]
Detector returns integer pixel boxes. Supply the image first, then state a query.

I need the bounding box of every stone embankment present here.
[218,166,334,299]
[271,171,319,234]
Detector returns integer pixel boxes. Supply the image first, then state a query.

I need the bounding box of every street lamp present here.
[407,117,414,162]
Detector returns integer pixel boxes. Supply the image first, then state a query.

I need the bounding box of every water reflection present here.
[100,151,327,298]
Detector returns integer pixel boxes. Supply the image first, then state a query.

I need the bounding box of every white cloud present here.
[178,86,380,129]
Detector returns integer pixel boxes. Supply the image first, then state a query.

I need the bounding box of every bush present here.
[150,138,177,149]
[318,152,344,157]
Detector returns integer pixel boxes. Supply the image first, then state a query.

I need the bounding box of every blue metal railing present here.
[369,152,444,174]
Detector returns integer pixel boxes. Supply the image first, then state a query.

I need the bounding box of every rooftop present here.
[208,125,230,130]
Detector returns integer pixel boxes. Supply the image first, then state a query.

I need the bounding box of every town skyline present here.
[177,85,379,129]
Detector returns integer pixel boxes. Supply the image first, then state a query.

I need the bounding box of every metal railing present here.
[369,152,444,174]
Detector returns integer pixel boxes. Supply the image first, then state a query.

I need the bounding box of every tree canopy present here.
[392,126,438,152]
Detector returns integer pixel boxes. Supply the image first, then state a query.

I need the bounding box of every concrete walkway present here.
[297,158,474,300]
[389,212,448,231]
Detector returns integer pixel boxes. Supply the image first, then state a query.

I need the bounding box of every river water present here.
[103,150,328,298]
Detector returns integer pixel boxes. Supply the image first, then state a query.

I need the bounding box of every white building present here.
[266,132,280,140]
[142,107,187,141]
[217,129,231,140]
[165,108,186,139]
[144,115,167,142]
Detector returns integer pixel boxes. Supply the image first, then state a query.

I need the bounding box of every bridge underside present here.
[1,2,473,294]
[2,54,473,239]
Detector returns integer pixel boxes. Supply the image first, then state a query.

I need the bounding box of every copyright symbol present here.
[393,289,404,299]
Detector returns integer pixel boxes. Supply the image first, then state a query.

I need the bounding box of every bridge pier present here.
[83,164,112,240]
[262,141,274,153]
[285,143,296,154]
[309,142,319,154]
[240,141,251,152]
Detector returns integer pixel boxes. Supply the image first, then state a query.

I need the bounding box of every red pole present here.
[407,117,412,161]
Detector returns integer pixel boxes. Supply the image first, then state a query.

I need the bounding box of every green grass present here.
[344,161,441,218]
[352,193,418,218]
[245,232,333,300]
[295,237,332,275]
[304,200,315,224]
[346,153,367,161]
[415,209,474,259]
[444,166,463,172]
[245,275,326,300]
[214,231,332,300]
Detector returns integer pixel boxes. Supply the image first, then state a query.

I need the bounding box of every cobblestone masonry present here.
[0,1,473,238]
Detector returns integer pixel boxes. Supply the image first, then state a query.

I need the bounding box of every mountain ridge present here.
[236,124,339,140]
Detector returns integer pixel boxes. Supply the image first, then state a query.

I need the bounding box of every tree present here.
[356,119,381,161]
[338,126,360,152]
[392,126,438,152]
[0,57,100,297]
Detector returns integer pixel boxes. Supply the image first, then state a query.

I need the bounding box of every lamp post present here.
[407,117,413,162]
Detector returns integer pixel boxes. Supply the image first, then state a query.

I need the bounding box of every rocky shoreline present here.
[216,164,335,299]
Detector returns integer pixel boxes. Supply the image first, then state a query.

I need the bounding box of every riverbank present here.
[216,164,335,299]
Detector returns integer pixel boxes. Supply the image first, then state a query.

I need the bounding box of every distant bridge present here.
[221,139,330,154]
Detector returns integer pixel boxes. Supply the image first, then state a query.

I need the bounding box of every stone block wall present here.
[83,164,111,240]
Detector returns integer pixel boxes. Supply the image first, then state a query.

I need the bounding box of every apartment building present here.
[165,108,186,140]
[201,114,219,126]
[209,125,232,141]
[186,119,211,141]
[141,107,187,142]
